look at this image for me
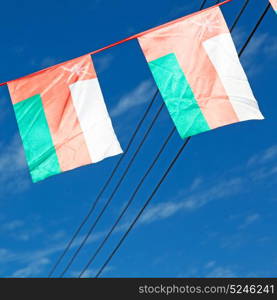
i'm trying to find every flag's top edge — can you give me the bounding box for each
[0,0,233,86]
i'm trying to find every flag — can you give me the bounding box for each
[269,0,277,13]
[8,55,122,182]
[138,7,264,139]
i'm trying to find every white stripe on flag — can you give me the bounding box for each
[70,78,123,163]
[203,33,264,122]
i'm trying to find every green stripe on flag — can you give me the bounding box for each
[148,53,210,139]
[13,94,61,182]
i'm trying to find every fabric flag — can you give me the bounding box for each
[8,55,122,182]
[269,0,277,13]
[138,7,264,139]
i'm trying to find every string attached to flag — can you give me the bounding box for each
[0,0,234,88]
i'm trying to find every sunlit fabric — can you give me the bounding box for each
[8,55,122,182]
[138,7,264,139]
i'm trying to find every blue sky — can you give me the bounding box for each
[0,0,276,278]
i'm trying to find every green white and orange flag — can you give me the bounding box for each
[8,55,122,182]
[269,0,277,13]
[138,6,264,139]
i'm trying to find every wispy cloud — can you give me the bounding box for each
[70,266,114,278]
[178,261,237,278]
[30,56,60,69]
[2,143,276,277]
[204,261,216,269]
[12,258,50,278]
[239,213,260,229]
[206,266,236,277]
[40,57,59,68]
[0,248,16,264]
[0,217,45,242]
[251,165,277,181]
[110,80,155,117]
[240,32,277,75]
[0,135,30,196]
[15,227,44,242]
[133,143,276,228]
[1,220,24,231]
[232,27,277,76]
[139,177,243,224]
[94,54,114,73]
[247,145,277,166]
[247,145,277,182]
[201,260,237,277]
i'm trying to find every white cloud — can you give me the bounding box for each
[239,213,260,229]
[110,80,155,117]
[264,35,277,58]
[220,233,247,250]
[0,135,30,196]
[49,230,67,241]
[139,177,243,224]
[15,227,44,242]
[261,145,277,162]
[189,177,203,191]
[12,258,50,278]
[40,57,59,68]
[247,145,277,166]
[251,165,277,181]
[1,220,24,231]
[70,266,114,278]
[240,32,277,75]
[204,261,216,269]
[180,262,236,277]
[94,54,113,73]
[246,145,277,182]
[206,266,236,277]
[243,33,268,58]
[2,142,276,276]
[30,56,60,69]
[231,29,277,76]
[0,248,16,263]
[231,28,246,49]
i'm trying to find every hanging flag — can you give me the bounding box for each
[8,55,122,182]
[138,6,264,139]
[269,0,277,13]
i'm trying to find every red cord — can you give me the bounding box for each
[0,0,234,87]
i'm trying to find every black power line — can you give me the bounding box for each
[79,126,176,277]
[95,137,191,278]
[230,0,249,33]
[50,1,215,277]
[58,0,210,277]
[238,3,270,57]
[48,89,159,277]
[93,2,270,278]
[60,102,165,277]
[75,0,252,277]
[200,0,208,10]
